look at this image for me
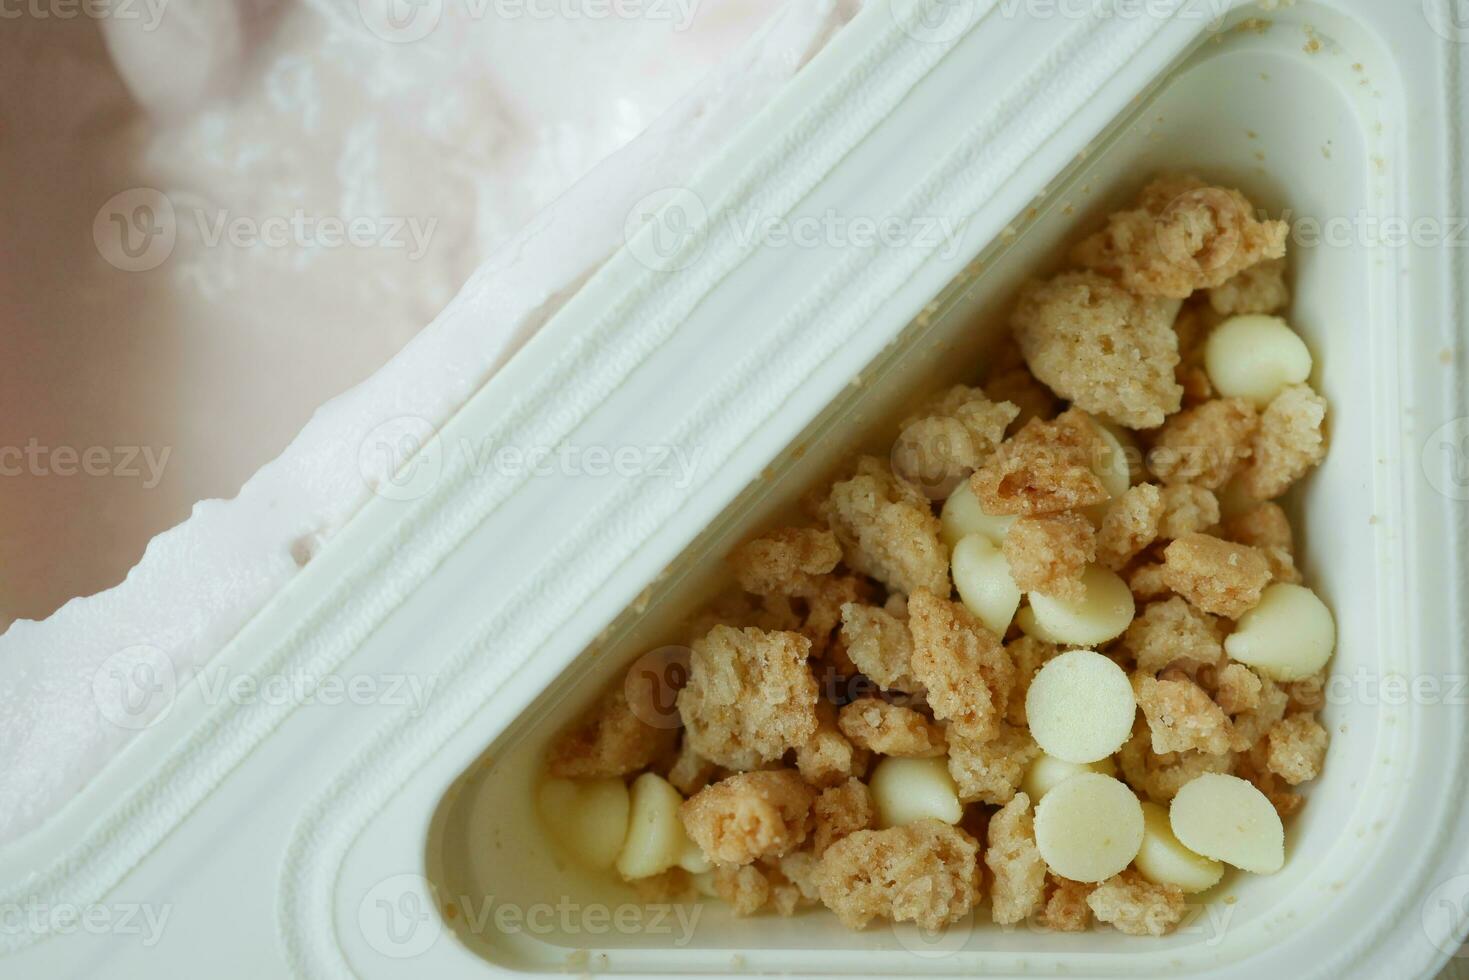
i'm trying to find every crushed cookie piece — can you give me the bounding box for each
[1213,663,1264,715]
[811,777,875,858]
[1071,175,1288,299]
[547,685,678,779]
[680,770,815,867]
[1098,483,1164,570]
[971,409,1112,515]
[1161,533,1271,618]
[1011,272,1183,428]
[838,698,947,757]
[947,723,1039,805]
[1134,673,1233,755]
[1237,384,1327,500]
[840,602,922,693]
[1087,870,1187,936]
[1222,501,1294,552]
[1039,876,1095,932]
[816,820,980,931]
[713,865,770,916]
[1003,512,1096,601]
[729,527,841,596]
[907,589,1014,741]
[1127,559,1173,601]
[893,385,1019,496]
[986,792,1047,925]
[822,457,950,596]
[1158,484,1221,539]
[678,626,819,770]
[795,701,862,788]
[1265,713,1328,784]
[667,738,718,797]
[1147,398,1258,490]
[1208,256,1289,315]
[1124,596,1225,674]
[984,367,1058,429]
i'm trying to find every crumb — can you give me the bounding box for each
[840,603,922,693]
[792,574,872,659]
[713,865,770,915]
[907,590,1014,741]
[681,770,815,867]
[1071,176,1288,299]
[811,777,875,857]
[947,723,1039,805]
[1207,257,1289,315]
[667,738,718,796]
[1213,662,1264,714]
[1003,512,1096,600]
[547,685,678,779]
[1004,635,1060,727]
[985,793,1047,925]
[984,368,1058,429]
[1172,301,1221,405]
[1236,742,1304,817]
[1227,674,1290,752]
[1127,559,1173,601]
[777,851,823,901]
[1238,384,1328,500]
[1161,533,1271,618]
[822,457,950,596]
[971,409,1112,515]
[1118,724,1234,803]
[1087,871,1187,936]
[1097,483,1164,569]
[893,386,1019,495]
[1261,545,1302,584]
[765,864,811,917]
[838,698,947,757]
[1124,596,1225,674]
[1038,876,1095,932]
[729,527,841,596]
[1134,673,1233,755]
[1265,713,1328,784]
[816,820,980,931]
[795,701,863,788]
[1221,501,1294,552]
[1011,272,1183,428]
[1156,485,1220,541]
[678,626,819,770]
[1147,398,1259,490]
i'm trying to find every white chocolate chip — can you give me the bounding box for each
[1204,314,1313,408]
[1025,564,1136,646]
[941,483,1015,549]
[539,777,631,871]
[952,533,1022,635]
[615,773,695,880]
[1021,752,1118,803]
[1025,649,1137,764]
[1224,582,1335,681]
[1081,415,1134,526]
[1033,773,1145,883]
[1170,773,1285,874]
[1135,801,1224,893]
[869,756,963,828]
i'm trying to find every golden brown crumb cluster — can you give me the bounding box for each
[542,174,1332,939]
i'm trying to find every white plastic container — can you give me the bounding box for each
[2,1,1464,978]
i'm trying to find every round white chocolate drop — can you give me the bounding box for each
[1135,801,1224,893]
[1033,773,1145,883]
[1025,649,1137,764]
[538,777,631,871]
[1204,314,1313,408]
[869,756,963,828]
[1021,752,1118,802]
[1026,564,1135,646]
[1170,773,1285,874]
[616,773,694,880]
[952,533,1022,636]
[1224,582,1335,681]
[941,483,1015,549]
